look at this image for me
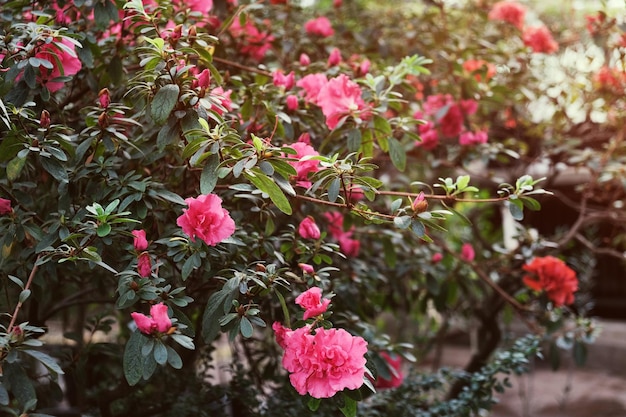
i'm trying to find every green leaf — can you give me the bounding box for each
[22,349,64,375]
[153,341,167,365]
[244,169,292,215]
[240,316,253,338]
[166,345,183,369]
[393,215,411,229]
[202,287,231,343]
[123,330,146,386]
[308,397,321,412]
[151,84,180,125]
[328,177,340,203]
[507,200,524,221]
[0,382,8,405]
[171,334,195,350]
[18,289,31,303]
[97,223,111,237]
[40,157,68,183]
[7,156,26,182]
[520,196,541,211]
[200,153,220,194]
[275,290,290,325]
[339,395,357,417]
[3,362,35,408]
[156,118,179,151]
[388,137,406,172]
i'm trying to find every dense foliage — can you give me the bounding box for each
[1,0,624,415]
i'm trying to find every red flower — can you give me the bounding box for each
[176,194,236,246]
[375,352,404,389]
[0,198,12,215]
[522,26,558,54]
[522,256,578,307]
[488,1,526,30]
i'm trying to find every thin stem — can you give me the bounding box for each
[6,254,42,334]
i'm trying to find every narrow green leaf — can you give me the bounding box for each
[22,349,64,375]
[40,157,68,183]
[18,289,31,303]
[244,169,292,215]
[153,341,167,365]
[166,345,183,369]
[151,84,180,125]
[200,153,220,194]
[7,156,26,182]
[156,118,179,151]
[328,177,340,203]
[240,316,253,338]
[339,395,357,417]
[275,290,290,325]
[388,137,406,172]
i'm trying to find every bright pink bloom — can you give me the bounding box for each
[273,70,295,90]
[286,95,299,111]
[34,37,82,92]
[375,352,403,389]
[137,252,152,277]
[359,59,370,76]
[297,132,311,144]
[317,74,368,129]
[176,194,236,246]
[304,16,334,37]
[209,86,233,115]
[98,88,111,108]
[193,68,211,90]
[523,256,578,307]
[0,198,12,215]
[298,216,321,240]
[460,99,478,116]
[131,303,172,335]
[279,326,368,398]
[460,243,475,262]
[172,0,213,13]
[327,47,342,66]
[459,130,488,146]
[522,26,559,54]
[299,53,311,66]
[488,1,526,30]
[431,253,443,263]
[272,321,293,349]
[439,104,464,137]
[296,73,328,104]
[131,230,149,251]
[422,93,454,116]
[287,141,320,187]
[296,287,330,320]
[299,263,315,274]
[324,211,345,238]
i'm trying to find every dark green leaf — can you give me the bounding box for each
[339,395,357,417]
[308,397,321,412]
[388,137,406,171]
[22,349,64,375]
[156,118,179,151]
[328,177,340,203]
[200,153,220,194]
[244,169,292,215]
[123,330,145,386]
[40,157,68,183]
[573,341,587,367]
[153,341,167,365]
[151,84,180,125]
[166,345,183,369]
[240,316,253,338]
[507,200,524,221]
[6,156,26,182]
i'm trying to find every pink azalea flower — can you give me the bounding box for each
[374,352,404,389]
[286,141,320,187]
[327,47,342,66]
[131,303,172,335]
[273,70,295,90]
[323,211,344,239]
[299,53,311,66]
[488,1,527,30]
[131,230,149,251]
[522,26,559,54]
[137,252,152,277]
[296,287,330,320]
[317,74,368,129]
[338,234,360,257]
[439,104,464,137]
[298,263,315,274]
[460,243,475,262]
[296,73,328,105]
[172,0,213,13]
[411,192,426,212]
[286,95,299,111]
[431,253,443,263]
[459,130,488,146]
[33,37,82,92]
[304,16,334,37]
[229,19,275,62]
[278,326,368,398]
[176,194,236,246]
[0,198,12,215]
[98,88,111,108]
[298,216,321,240]
[272,321,293,349]
[193,68,211,91]
[209,86,233,115]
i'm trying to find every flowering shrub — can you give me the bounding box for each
[0,0,621,415]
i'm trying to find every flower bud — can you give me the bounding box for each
[98,88,111,108]
[40,109,51,129]
[411,192,428,213]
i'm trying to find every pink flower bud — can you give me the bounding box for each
[411,192,428,212]
[299,53,311,66]
[131,230,149,251]
[286,95,299,111]
[137,253,152,277]
[298,216,321,240]
[299,263,315,274]
[460,243,475,262]
[131,303,172,335]
[0,198,12,215]
[328,48,342,67]
[98,88,111,109]
[40,110,51,129]
[431,253,443,263]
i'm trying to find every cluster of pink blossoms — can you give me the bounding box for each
[273,288,368,399]
[285,136,321,188]
[324,211,360,256]
[229,19,275,62]
[131,303,173,336]
[131,229,152,277]
[488,1,558,54]
[304,16,334,38]
[414,94,486,149]
[296,73,370,130]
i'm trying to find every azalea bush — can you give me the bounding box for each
[0,0,624,416]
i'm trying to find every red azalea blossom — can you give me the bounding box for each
[176,194,236,246]
[488,1,526,30]
[276,325,368,398]
[131,229,149,251]
[33,37,82,92]
[522,26,559,54]
[298,216,321,240]
[131,303,172,335]
[295,287,330,320]
[522,256,578,307]
[304,16,334,38]
[0,198,12,215]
